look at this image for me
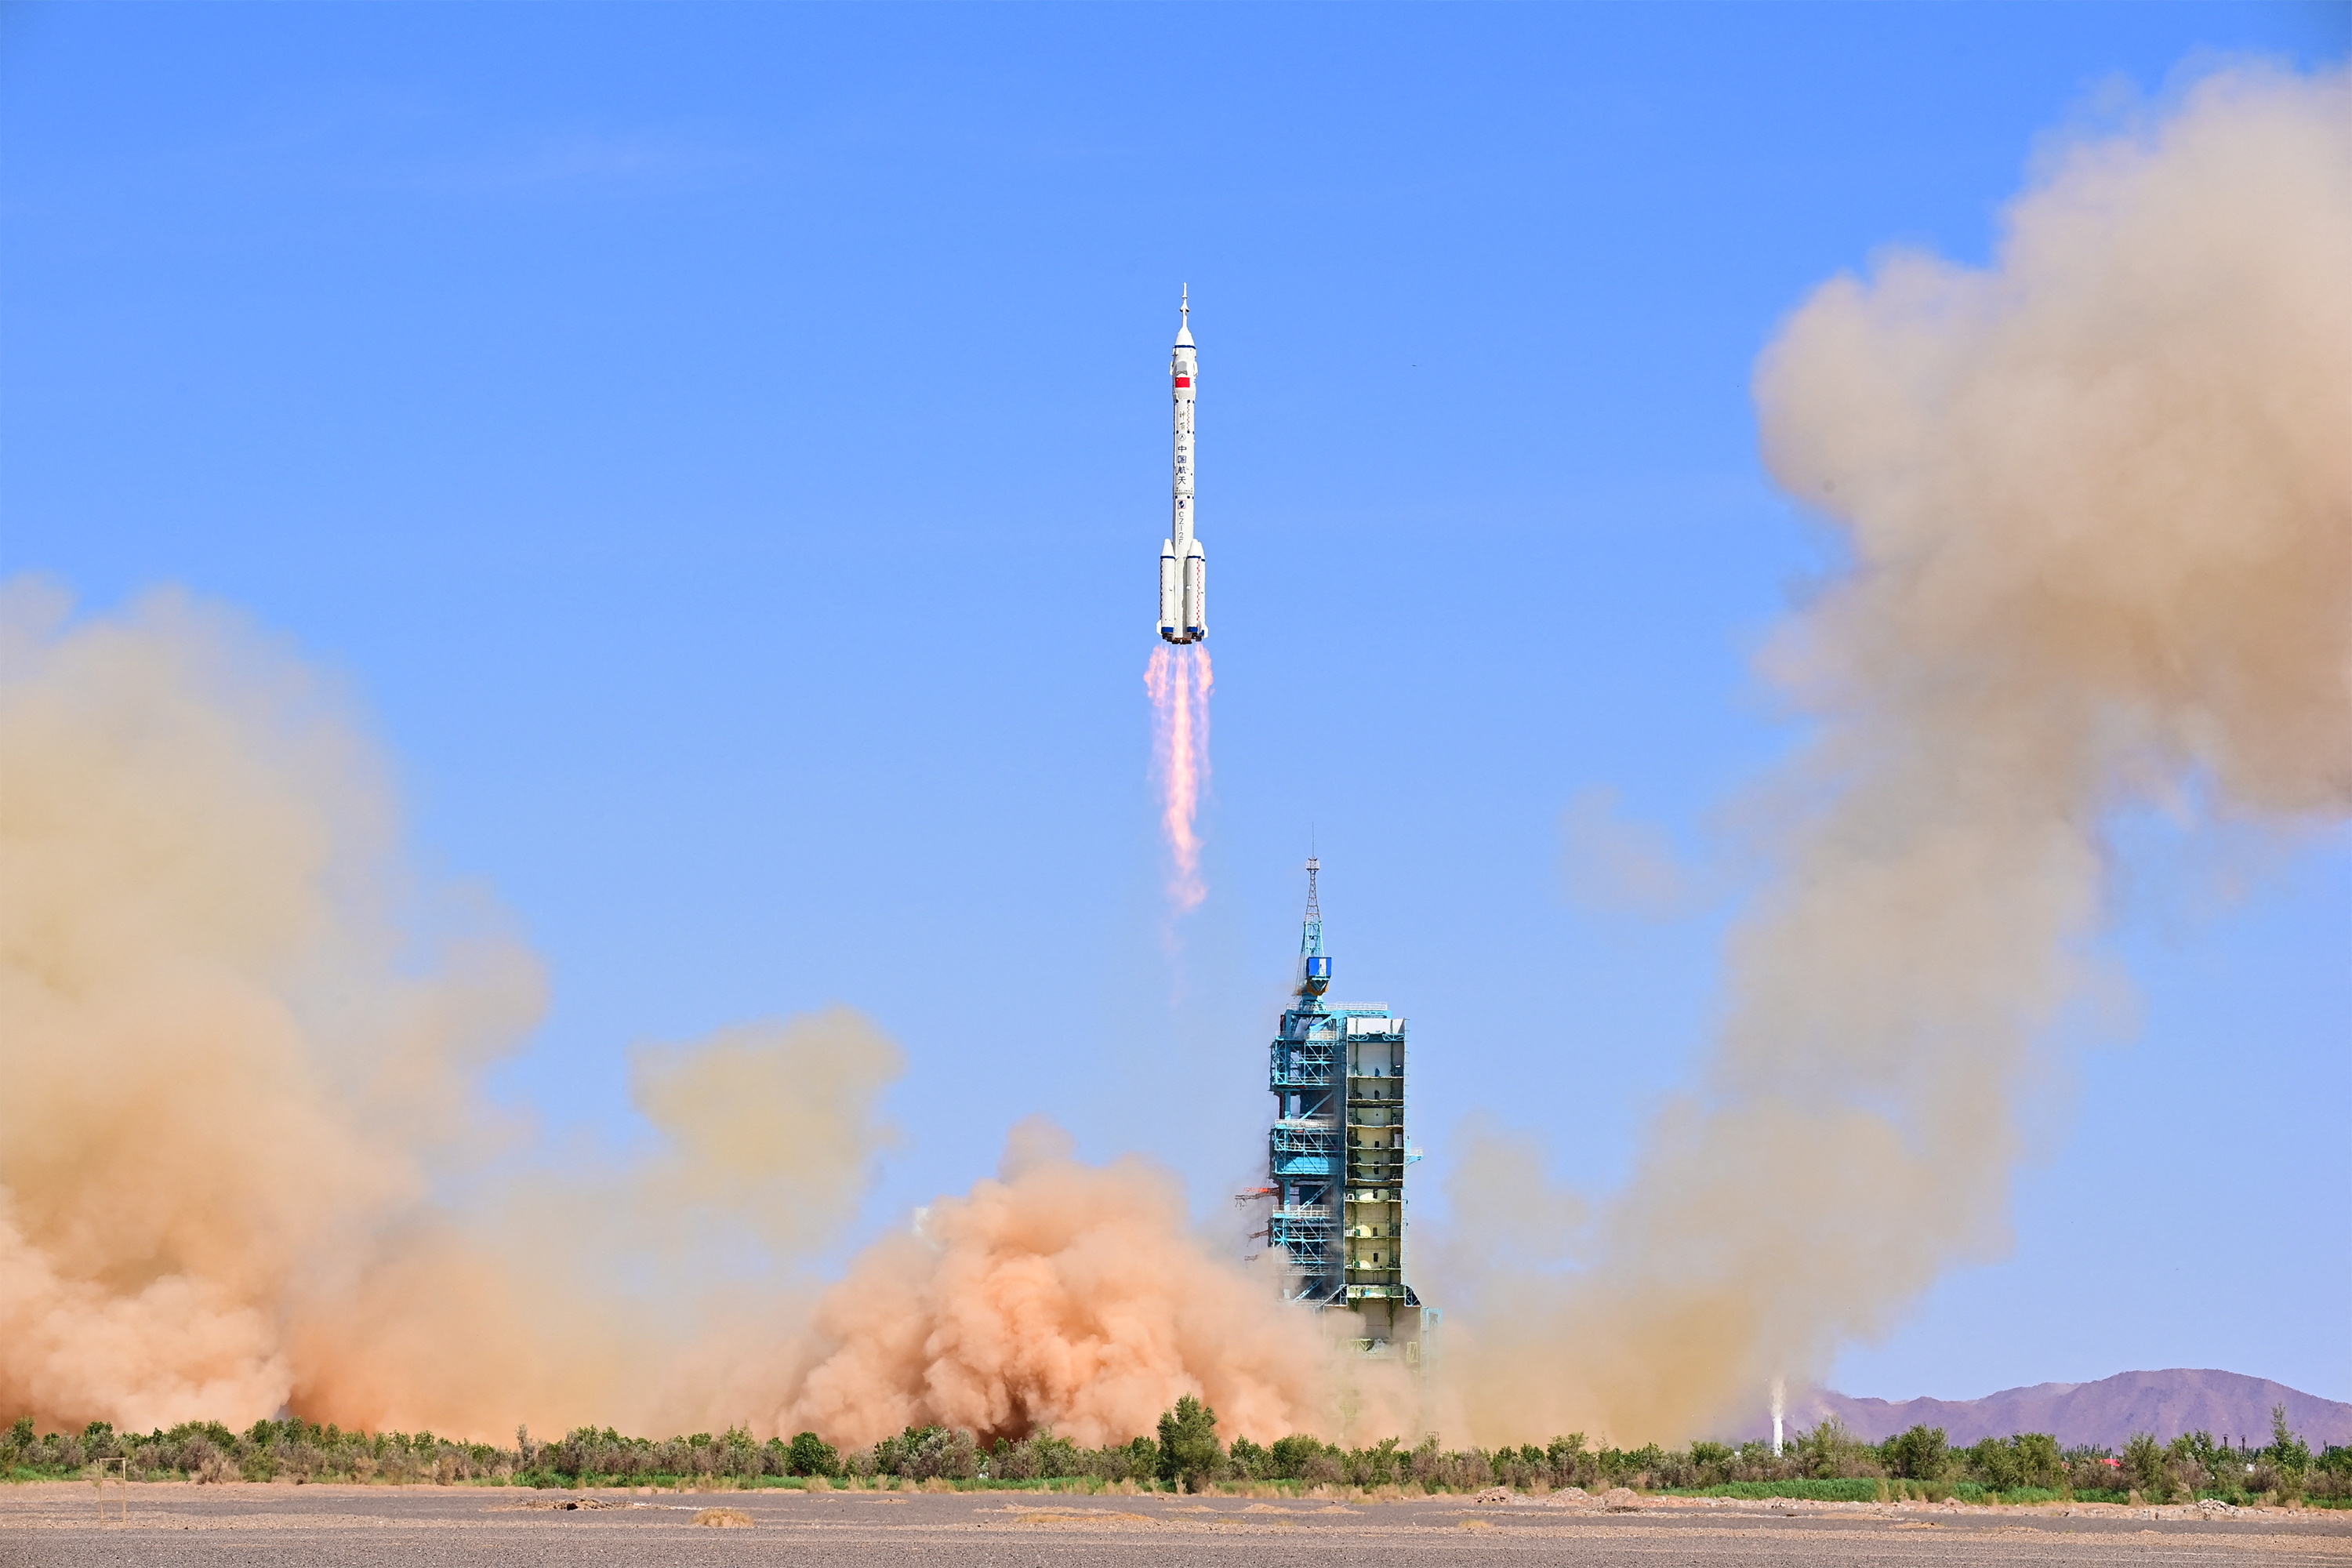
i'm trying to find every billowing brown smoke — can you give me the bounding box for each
[0,580,1365,1450]
[18,61,2337,1457]
[0,580,903,1437]
[691,1116,1410,1448]
[1444,63,2351,1444]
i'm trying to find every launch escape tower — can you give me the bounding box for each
[1265,858,1424,1356]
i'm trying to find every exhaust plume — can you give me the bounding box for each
[1446,63,2352,1443]
[0,582,1353,1450]
[0,580,1370,1450]
[740,1116,1402,1447]
[0,582,902,1438]
[1144,644,1214,914]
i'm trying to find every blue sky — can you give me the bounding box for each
[5,2,2346,1410]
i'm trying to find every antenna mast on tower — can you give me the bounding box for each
[1298,857,1328,996]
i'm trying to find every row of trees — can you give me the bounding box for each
[0,1417,814,1488]
[1148,1400,2351,1502]
[1871,1406,2350,1505]
[6,1405,2346,1504]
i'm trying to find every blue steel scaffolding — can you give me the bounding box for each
[1263,858,1424,1356]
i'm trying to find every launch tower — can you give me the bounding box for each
[1265,858,1423,1356]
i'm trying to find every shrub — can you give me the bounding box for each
[1265,1435,1327,1480]
[2124,1434,2172,1501]
[2062,1445,2122,1492]
[1112,1435,1157,1481]
[1688,1440,1733,1486]
[880,1426,978,1481]
[1885,1426,1947,1481]
[722,1427,768,1479]
[1791,1419,1881,1479]
[992,1432,1086,1480]
[1660,1478,1887,1502]
[1407,1439,1490,1492]
[1301,1446,1347,1485]
[786,1432,839,1478]
[1344,1437,1403,1488]
[872,1428,924,1476]
[2013,1433,2063,1491]
[1156,1397,1223,1491]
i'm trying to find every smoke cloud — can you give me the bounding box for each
[0,581,1349,1451]
[0,582,903,1437]
[630,1013,907,1259]
[1559,785,1704,917]
[1445,63,2351,1444]
[13,59,2339,1461]
[728,1116,1399,1448]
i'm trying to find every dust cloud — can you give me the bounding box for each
[11,59,2341,1462]
[0,582,903,1437]
[724,1116,1403,1448]
[1559,785,1703,917]
[0,582,1349,1450]
[1443,63,2351,1444]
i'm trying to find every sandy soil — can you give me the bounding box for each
[4,1481,2347,1567]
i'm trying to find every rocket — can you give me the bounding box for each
[1158,288,1206,644]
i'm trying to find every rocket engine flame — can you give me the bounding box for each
[1145,643,1214,914]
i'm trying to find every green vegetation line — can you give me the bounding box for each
[5,1403,2342,1507]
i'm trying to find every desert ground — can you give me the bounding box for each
[3,1483,2348,1568]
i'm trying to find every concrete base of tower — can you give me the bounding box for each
[1334,1296,1428,1363]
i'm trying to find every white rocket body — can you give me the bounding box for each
[1160,291,1206,644]
[1158,538,1178,633]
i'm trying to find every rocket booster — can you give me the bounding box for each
[1158,288,1205,644]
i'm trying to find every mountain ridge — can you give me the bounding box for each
[1778,1369,2351,1450]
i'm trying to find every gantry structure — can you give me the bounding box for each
[1262,858,1425,1356]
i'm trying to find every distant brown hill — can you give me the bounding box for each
[1781,1370,2352,1450]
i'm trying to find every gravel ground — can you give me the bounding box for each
[4,1483,2347,1568]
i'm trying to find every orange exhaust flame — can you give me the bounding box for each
[1143,644,1213,914]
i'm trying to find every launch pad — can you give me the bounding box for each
[1261,858,1427,1358]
